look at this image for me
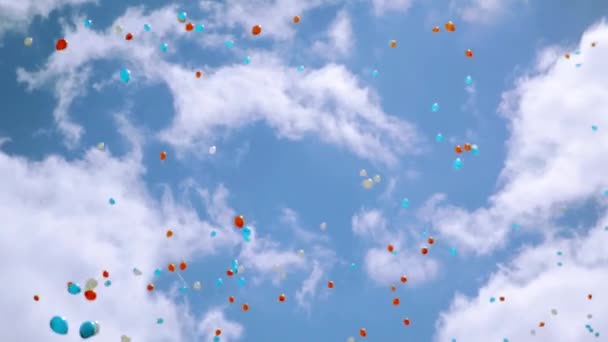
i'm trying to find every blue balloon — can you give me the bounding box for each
[179,286,188,293]
[79,321,98,339]
[297,65,305,72]
[450,247,457,256]
[371,69,379,77]
[144,23,151,32]
[471,144,480,155]
[243,56,251,65]
[68,283,81,295]
[231,259,239,270]
[84,19,93,28]
[160,42,168,52]
[401,198,410,208]
[435,133,444,143]
[195,24,205,32]
[215,278,223,287]
[50,316,69,335]
[108,198,116,205]
[431,102,439,112]
[453,158,463,170]
[177,11,188,22]
[119,68,131,83]
[465,75,473,85]
[237,277,246,287]
[154,268,162,277]
[350,263,357,270]
[104,280,111,287]
[225,40,234,48]
[210,230,217,237]
[214,336,221,342]
[157,318,164,324]
[490,297,496,303]
[592,125,598,131]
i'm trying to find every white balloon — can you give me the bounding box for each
[297,249,305,257]
[193,281,202,290]
[359,169,367,177]
[85,278,98,290]
[96,142,105,151]
[24,37,33,46]
[209,145,216,154]
[121,335,131,342]
[362,178,374,189]
[346,337,355,342]
[320,222,327,231]
[373,174,381,183]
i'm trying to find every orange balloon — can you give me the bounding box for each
[168,263,176,272]
[278,293,286,302]
[392,297,400,306]
[403,318,411,326]
[185,22,194,31]
[465,49,474,58]
[293,16,301,23]
[234,215,245,228]
[564,53,570,59]
[427,236,435,245]
[587,294,593,300]
[464,143,472,151]
[251,25,262,35]
[195,71,202,78]
[160,151,167,160]
[147,283,155,291]
[445,21,456,32]
[228,296,235,303]
[33,294,40,301]
[421,247,429,255]
[242,303,250,311]
[55,38,68,51]
[455,145,463,153]
[84,290,97,301]
[400,275,408,283]
[389,40,397,48]
[432,26,440,33]
[387,244,394,252]
[166,229,173,238]
[539,322,545,327]
[215,329,222,336]
[390,284,396,292]
[179,261,187,271]
[327,281,334,289]
[359,328,367,337]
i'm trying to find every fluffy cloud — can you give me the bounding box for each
[16,5,421,165]
[352,209,439,285]
[419,21,608,254]
[434,222,608,341]
[198,309,244,342]
[0,129,246,340]
[370,0,414,16]
[451,0,525,24]
[312,10,353,60]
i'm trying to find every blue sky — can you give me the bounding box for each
[2,0,608,341]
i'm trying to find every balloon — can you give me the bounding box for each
[168,263,176,272]
[490,297,496,303]
[359,328,367,337]
[393,297,400,305]
[427,237,435,244]
[465,75,473,85]
[432,26,440,33]
[242,303,249,311]
[193,281,201,290]
[499,296,505,302]
[564,53,570,59]
[216,278,223,287]
[226,269,234,277]
[297,249,305,257]
[160,43,168,52]
[96,142,105,150]
[225,40,234,48]
[144,24,151,31]
[445,21,456,32]
[234,215,245,228]
[24,37,33,46]
[465,49,474,58]
[293,16,301,23]
[156,318,164,324]
[592,42,597,47]
[214,337,220,342]
[166,229,173,237]
[195,71,202,78]
[251,25,262,35]
[125,33,133,40]
[114,25,123,34]
[50,316,69,335]
[588,294,592,300]
[132,267,142,276]
[179,285,188,293]
[122,335,132,342]
[228,296,235,303]
[320,222,328,231]
[185,22,194,31]
[471,144,479,155]
[179,261,187,271]
[84,19,92,28]
[389,40,397,48]
[297,65,305,72]
[401,198,409,208]
[328,281,334,289]
[403,318,411,326]
[147,284,154,291]
[109,198,116,205]
[347,337,355,342]
[195,24,205,32]
[372,69,379,77]
[373,175,381,183]
[400,276,408,283]
[34,294,40,301]
[104,280,111,287]
[278,293,286,302]
[435,133,444,142]
[85,278,98,290]
[359,169,368,177]
[453,158,463,170]
[243,56,251,64]
[592,125,598,131]
[84,290,97,301]
[55,38,68,51]
[210,230,217,237]
[215,329,222,336]
[362,178,374,189]
[421,247,429,255]
[455,145,463,154]
[177,11,188,22]
[464,143,472,151]
[68,283,81,295]
[102,270,109,278]
[119,68,131,83]
[450,247,457,255]
[160,151,167,160]
[387,244,394,252]
[238,277,246,286]
[431,102,439,112]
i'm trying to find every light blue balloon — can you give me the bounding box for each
[453,158,463,170]
[435,133,444,143]
[371,69,379,77]
[465,75,473,85]
[592,125,598,131]
[157,318,164,324]
[68,283,81,295]
[210,230,217,237]
[160,42,168,52]
[401,198,410,208]
[490,297,496,303]
[215,277,223,287]
[119,68,131,83]
[84,19,93,28]
[471,144,480,155]
[104,280,111,287]
[431,102,439,112]
[177,11,188,22]
[144,23,151,32]
[154,268,162,277]
[297,65,305,72]
[350,263,356,270]
[108,198,116,205]
[179,286,188,293]
[225,40,234,48]
[450,247,457,255]
[231,259,239,269]
[50,316,69,335]
[214,336,221,342]
[79,321,98,339]
[243,56,251,64]
[237,277,246,287]
[195,24,205,32]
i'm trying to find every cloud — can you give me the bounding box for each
[434,222,608,341]
[295,261,324,310]
[312,10,353,60]
[419,21,608,254]
[16,5,422,166]
[197,309,244,342]
[370,0,414,16]
[451,0,525,24]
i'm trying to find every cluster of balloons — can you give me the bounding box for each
[50,316,100,339]
[359,169,381,189]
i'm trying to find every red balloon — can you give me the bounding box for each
[427,237,435,245]
[55,38,68,51]
[147,284,155,292]
[242,303,249,311]
[359,328,367,337]
[387,244,394,252]
[84,290,97,301]
[179,261,188,271]
[102,270,109,278]
[228,296,235,303]
[234,215,245,228]
[327,280,334,289]
[215,329,222,336]
[421,247,429,255]
[465,49,474,58]
[455,145,463,154]
[392,297,400,306]
[403,318,411,326]
[400,275,408,283]
[125,33,133,40]
[226,269,234,277]
[278,293,286,302]
[185,22,194,31]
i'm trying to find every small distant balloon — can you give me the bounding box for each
[84,19,93,28]
[34,294,40,301]
[160,151,167,160]
[125,33,133,40]
[431,102,439,112]
[114,25,123,34]
[157,318,164,324]
[234,215,245,228]
[373,174,381,183]
[455,145,463,154]
[243,56,251,64]
[96,142,105,151]
[132,267,142,276]
[121,335,132,342]
[435,133,443,142]
[55,38,68,51]
[465,49,474,58]
[293,16,301,23]
[465,75,473,85]
[195,24,205,32]
[432,26,440,33]
[154,268,162,276]
[144,24,151,31]
[471,144,479,155]
[445,21,456,32]
[389,40,397,48]
[362,178,374,189]
[24,37,33,46]
[104,280,111,287]
[68,283,82,295]
[119,68,131,83]
[359,328,367,337]
[108,198,116,205]
[216,278,223,287]
[160,43,168,52]
[592,125,598,131]
[238,277,246,286]
[177,11,188,22]
[359,169,368,177]
[210,230,217,237]
[297,249,305,257]
[453,158,463,170]
[401,198,410,208]
[193,281,201,290]
[320,222,328,231]
[225,40,234,48]
[347,338,355,342]
[84,290,97,301]
[372,69,379,77]
[85,279,98,290]
[50,316,69,335]
[297,65,305,72]
[185,22,194,31]
[251,25,262,35]
[209,145,217,154]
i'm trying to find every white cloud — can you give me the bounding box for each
[197,309,244,342]
[16,5,421,166]
[0,0,94,39]
[312,10,353,60]
[352,208,390,240]
[419,21,608,254]
[435,223,608,341]
[370,0,414,16]
[295,261,324,310]
[451,0,525,24]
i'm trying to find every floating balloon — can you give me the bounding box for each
[132,267,142,276]
[144,24,151,31]
[195,24,205,32]
[432,26,440,33]
[114,25,123,34]
[401,198,410,208]
[464,143,472,151]
[293,16,301,23]
[465,49,474,58]
[359,169,368,177]
[177,11,188,22]
[179,285,188,293]
[243,56,251,64]
[157,318,164,324]
[234,215,245,228]
[373,174,381,183]
[591,42,597,47]
[68,283,82,295]
[121,335,131,342]
[160,151,167,160]
[109,198,116,205]
[471,144,479,155]
[242,303,249,311]
[400,275,408,283]
[455,145,463,154]
[328,280,334,289]
[297,249,305,257]
[228,296,235,303]
[445,21,456,32]
[362,178,374,189]
[85,278,98,290]
[403,318,411,326]
[393,297,400,305]
[387,244,394,252]
[24,37,33,46]
[84,290,97,301]
[55,38,68,51]
[592,125,598,131]
[238,277,246,286]
[125,33,133,40]
[359,328,367,337]
[297,65,305,72]
[102,270,109,278]
[160,43,168,52]
[97,142,105,151]
[210,230,217,237]
[435,133,444,142]
[166,229,173,237]
[431,102,440,112]
[147,284,155,292]
[216,278,223,287]
[84,19,92,28]
[50,316,69,335]
[278,293,286,302]
[154,269,162,277]
[251,25,262,35]
[453,158,463,170]
[421,247,429,255]
[465,75,473,85]
[119,68,131,83]
[168,263,176,272]
[179,261,187,271]
[215,329,222,336]
[185,22,194,31]
[225,40,234,48]
[389,40,397,48]
[104,280,111,287]
[193,281,201,290]
[347,337,355,342]
[427,237,435,244]
[390,284,396,292]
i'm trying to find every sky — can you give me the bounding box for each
[1,0,608,341]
